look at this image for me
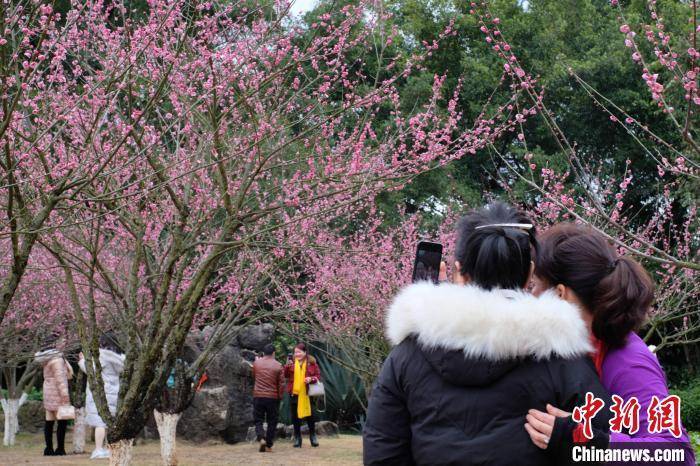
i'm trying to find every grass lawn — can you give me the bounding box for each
[0,432,363,465]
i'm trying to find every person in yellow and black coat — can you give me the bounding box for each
[283,342,321,448]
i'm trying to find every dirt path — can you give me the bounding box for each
[0,432,363,465]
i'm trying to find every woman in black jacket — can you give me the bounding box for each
[363,202,612,466]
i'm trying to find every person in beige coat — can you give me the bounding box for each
[35,342,73,456]
[78,332,125,460]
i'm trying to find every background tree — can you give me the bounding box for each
[0,0,160,327]
[361,0,695,226]
[0,249,70,446]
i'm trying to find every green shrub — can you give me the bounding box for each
[670,381,700,431]
[314,351,367,430]
[0,387,42,401]
[26,387,42,401]
[279,392,291,425]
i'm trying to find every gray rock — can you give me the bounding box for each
[0,399,44,434]
[141,413,158,440]
[203,345,246,387]
[219,369,255,444]
[309,420,340,437]
[18,400,45,433]
[245,423,289,442]
[177,386,230,442]
[282,421,339,438]
[240,349,257,364]
[237,324,274,352]
[169,323,274,444]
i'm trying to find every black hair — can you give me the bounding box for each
[454,202,537,290]
[99,331,124,354]
[262,344,275,356]
[535,223,654,348]
[41,333,59,352]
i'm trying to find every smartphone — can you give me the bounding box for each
[412,241,443,284]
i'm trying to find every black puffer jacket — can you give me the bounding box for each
[363,283,612,466]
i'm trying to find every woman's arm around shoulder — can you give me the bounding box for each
[529,356,612,465]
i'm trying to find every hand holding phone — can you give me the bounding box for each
[438,260,467,285]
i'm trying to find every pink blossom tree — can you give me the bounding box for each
[469,0,698,350]
[0,247,70,447]
[277,208,460,393]
[0,0,154,328]
[0,0,532,463]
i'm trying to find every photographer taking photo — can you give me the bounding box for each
[252,344,285,453]
[363,202,612,466]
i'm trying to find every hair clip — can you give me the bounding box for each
[474,223,534,230]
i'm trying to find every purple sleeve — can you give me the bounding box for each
[604,355,695,465]
[607,363,669,443]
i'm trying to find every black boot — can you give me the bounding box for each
[55,420,68,455]
[309,424,319,448]
[309,420,319,447]
[43,420,55,456]
[293,429,302,448]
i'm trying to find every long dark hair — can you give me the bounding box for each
[99,331,124,355]
[534,223,654,348]
[455,201,537,290]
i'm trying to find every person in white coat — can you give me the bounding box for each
[78,332,125,460]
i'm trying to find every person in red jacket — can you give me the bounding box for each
[252,344,285,452]
[283,343,321,448]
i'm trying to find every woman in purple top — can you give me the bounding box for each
[523,223,694,465]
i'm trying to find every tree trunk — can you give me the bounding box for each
[72,406,87,453]
[154,410,181,466]
[1,393,27,446]
[108,438,134,466]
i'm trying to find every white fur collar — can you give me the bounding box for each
[34,349,62,363]
[386,283,592,360]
